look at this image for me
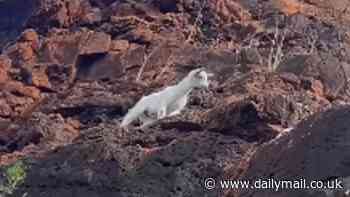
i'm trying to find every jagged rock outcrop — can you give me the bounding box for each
[235,105,350,197]
[0,0,349,197]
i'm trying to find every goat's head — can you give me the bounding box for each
[187,67,211,88]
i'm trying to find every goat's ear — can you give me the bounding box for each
[193,67,205,74]
[193,68,203,72]
[190,68,201,76]
[198,67,206,72]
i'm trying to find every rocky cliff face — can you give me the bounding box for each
[0,0,349,197]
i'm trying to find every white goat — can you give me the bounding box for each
[121,68,211,129]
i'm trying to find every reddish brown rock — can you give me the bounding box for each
[169,46,240,82]
[29,65,51,89]
[129,26,158,43]
[17,42,36,62]
[76,52,124,80]
[209,0,252,23]
[20,28,40,51]
[39,31,81,65]
[0,99,12,117]
[75,40,144,81]
[110,39,130,51]
[140,41,174,72]
[304,0,349,11]
[20,29,39,42]
[82,7,102,24]
[0,55,11,84]
[0,80,41,119]
[122,43,146,68]
[35,113,80,145]
[3,29,40,67]
[270,0,305,15]
[5,81,41,99]
[4,42,37,66]
[79,31,111,55]
[310,79,324,97]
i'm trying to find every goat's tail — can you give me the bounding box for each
[120,99,146,128]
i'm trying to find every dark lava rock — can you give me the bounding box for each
[235,106,350,197]
[10,124,253,197]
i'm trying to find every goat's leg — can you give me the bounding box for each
[167,110,181,117]
[157,107,167,119]
[137,112,157,129]
[136,107,166,130]
[139,119,157,129]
